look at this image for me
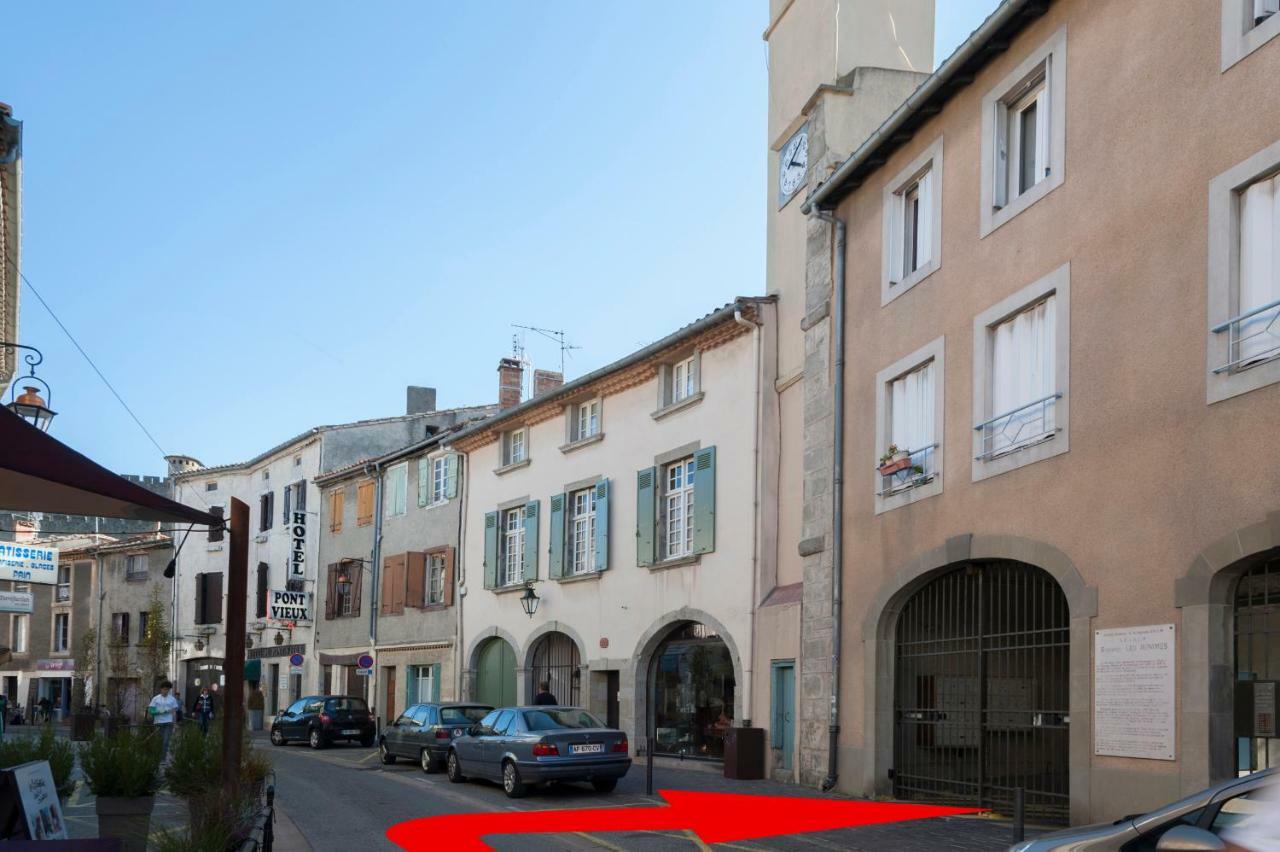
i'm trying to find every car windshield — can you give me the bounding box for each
[441,706,490,725]
[325,698,368,712]
[522,709,603,730]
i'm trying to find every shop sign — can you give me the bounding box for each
[3,760,68,840]
[288,511,307,582]
[247,643,306,660]
[35,660,75,672]
[0,544,57,585]
[268,589,311,623]
[0,592,33,613]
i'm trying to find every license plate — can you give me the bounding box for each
[342,729,360,735]
[569,743,603,754]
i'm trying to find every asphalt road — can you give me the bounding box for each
[263,737,1025,851]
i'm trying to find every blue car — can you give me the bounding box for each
[446,706,631,798]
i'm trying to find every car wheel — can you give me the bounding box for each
[270,728,286,747]
[591,778,618,793]
[420,749,436,773]
[379,741,396,765]
[309,728,325,750]
[360,735,375,748]
[502,760,527,799]
[446,750,466,783]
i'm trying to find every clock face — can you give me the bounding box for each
[779,129,809,201]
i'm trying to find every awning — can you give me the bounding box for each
[0,405,219,527]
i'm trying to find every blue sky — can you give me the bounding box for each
[4,2,997,475]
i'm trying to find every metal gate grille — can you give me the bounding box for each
[531,632,580,706]
[1235,557,1280,774]
[894,561,1070,823]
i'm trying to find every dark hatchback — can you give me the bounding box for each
[379,702,493,772]
[270,695,375,749]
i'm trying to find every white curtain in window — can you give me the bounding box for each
[1239,174,1280,364]
[890,361,934,472]
[916,170,933,270]
[990,295,1056,453]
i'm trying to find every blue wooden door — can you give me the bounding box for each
[771,661,795,771]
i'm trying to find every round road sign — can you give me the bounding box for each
[357,653,374,669]
[288,653,304,667]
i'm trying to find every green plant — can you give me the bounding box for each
[911,464,925,475]
[878,444,902,465]
[138,587,173,694]
[78,727,162,798]
[164,725,220,798]
[0,725,76,801]
[72,628,96,712]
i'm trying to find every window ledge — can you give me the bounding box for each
[491,583,530,596]
[555,571,602,585]
[559,433,604,454]
[494,458,531,476]
[884,261,940,306]
[412,603,450,612]
[648,554,702,572]
[651,392,705,421]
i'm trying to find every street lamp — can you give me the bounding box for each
[519,582,540,618]
[2,343,56,431]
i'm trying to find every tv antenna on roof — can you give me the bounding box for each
[511,325,581,376]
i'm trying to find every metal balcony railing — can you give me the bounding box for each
[974,392,1062,461]
[1211,297,1280,374]
[877,443,938,497]
[55,585,70,603]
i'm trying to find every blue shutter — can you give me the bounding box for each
[636,467,656,567]
[430,663,442,702]
[594,479,610,572]
[445,455,459,500]
[417,460,429,507]
[548,494,566,580]
[405,666,417,710]
[692,446,716,554]
[282,485,291,525]
[483,511,498,590]
[522,500,540,583]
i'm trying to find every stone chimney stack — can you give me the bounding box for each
[532,370,564,397]
[498,358,523,409]
[406,386,437,415]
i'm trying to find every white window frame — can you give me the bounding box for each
[1207,139,1280,403]
[12,614,27,654]
[501,507,525,587]
[661,457,696,560]
[882,136,944,305]
[1222,0,1280,70]
[55,565,70,603]
[426,551,446,604]
[572,400,601,443]
[501,428,528,467]
[385,463,408,517]
[568,487,597,575]
[672,357,696,403]
[874,337,945,514]
[52,613,69,653]
[429,456,450,505]
[980,26,1067,238]
[655,351,703,417]
[972,263,1071,481]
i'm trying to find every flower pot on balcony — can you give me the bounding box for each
[95,795,155,852]
[878,456,912,476]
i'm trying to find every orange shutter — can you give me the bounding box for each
[357,481,374,526]
[442,547,455,607]
[406,551,425,608]
[329,489,344,533]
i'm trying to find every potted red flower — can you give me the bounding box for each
[877,444,912,476]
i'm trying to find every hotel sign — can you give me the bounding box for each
[268,589,311,623]
[288,511,307,584]
[0,544,57,585]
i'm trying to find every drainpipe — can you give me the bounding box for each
[454,450,467,700]
[734,303,762,728]
[366,462,384,724]
[812,208,846,792]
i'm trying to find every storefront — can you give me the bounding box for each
[33,659,75,722]
[651,623,736,760]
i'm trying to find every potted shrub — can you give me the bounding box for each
[79,727,162,852]
[0,725,76,801]
[246,687,265,731]
[877,444,913,476]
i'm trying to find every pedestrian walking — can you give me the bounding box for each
[533,682,558,706]
[147,681,181,759]
[191,686,215,735]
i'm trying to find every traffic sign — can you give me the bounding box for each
[356,653,374,669]
[288,653,304,667]
[355,667,373,676]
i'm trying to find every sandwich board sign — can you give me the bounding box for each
[0,760,68,840]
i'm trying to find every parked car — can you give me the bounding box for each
[446,706,631,798]
[1008,768,1276,851]
[269,695,375,749]
[379,702,493,772]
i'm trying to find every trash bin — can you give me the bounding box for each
[723,727,765,780]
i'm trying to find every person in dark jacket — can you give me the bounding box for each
[533,682,558,706]
[191,686,216,735]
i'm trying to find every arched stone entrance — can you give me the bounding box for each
[473,637,517,708]
[526,631,583,706]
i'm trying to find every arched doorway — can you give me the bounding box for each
[1233,556,1279,775]
[651,623,736,760]
[893,561,1069,822]
[528,632,580,706]
[475,638,516,707]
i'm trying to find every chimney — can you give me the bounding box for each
[406,386,437,415]
[497,358,523,409]
[532,369,564,397]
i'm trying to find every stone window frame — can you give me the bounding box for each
[881,136,945,306]
[1221,0,1280,71]
[1206,138,1280,403]
[561,396,605,452]
[652,348,704,419]
[979,26,1067,239]
[971,262,1071,482]
[874,336,946,515]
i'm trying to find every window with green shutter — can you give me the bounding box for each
[692,446,716,554]
[594,479,610,571]
[483,511,499,589]
[548,494,566,580]
[522,500,540,582]
[636,467,656,566]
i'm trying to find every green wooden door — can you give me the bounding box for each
[476,638,516,707]
[771,661,795,771]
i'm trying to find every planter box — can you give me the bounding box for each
[878,457,913,476]
[96,795,155,852]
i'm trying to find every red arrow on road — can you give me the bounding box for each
[385,789,981,851]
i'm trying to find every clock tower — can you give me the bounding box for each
[758,0,934,786]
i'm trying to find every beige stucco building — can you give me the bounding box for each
[782,0,1280,826]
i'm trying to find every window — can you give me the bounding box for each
[53,613,68,653]
[569,488,597,575]
[427,552,446,605]
[194,572,224,625]
[138,610,150,643]
[550,481,609,578]
[484,504,537,589]
[259,491,275,531]
[328,488,344,533]
[385,464,408,517]
[874,337,945,514]
[12,615,27,653]
[1222,0,1280,70]
[55,565,70,603]
[208,505,224,543]
[570,400,601,443]
[326,561,359,619]
[262,469,270,481]
[283,480,306,522]
[501,429,527,467]
[422,455,456,506]
[410,665,437,704]
[662,457,696,560]
[972,263,1071,481]
[882,137,944,304]
[256,562,269,618]
[672,357,695,403]
[205,481,218,492]
[502,507,525,586]
[111,612,130,645]
[356,480,375,526]
[125,554,149,582]
[980,27,1066,237]
[637,449,715,566]
[294,454,302,467]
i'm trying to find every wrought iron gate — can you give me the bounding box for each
[531,632,580,706]
[894,561,1070,823]
[1235,557,1279,775]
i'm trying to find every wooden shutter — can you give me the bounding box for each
[442,547,455,607]
[692,446,716,555]
[381,554,406,615]
[430,663,442,702]
[121,612,130,645]
[325,564,338,619]
[208,506,224,542]
[352,563,363,616]
[594,479,610,572]
[194,572,205,624]
[522,500,540,583]
[405,667,418,710]
[406,551,426,608]
[297,480,307,511]
[417,459,429,507]
[357,481,374,526]
[209,571,224,624]
[636,467,656,567]
[548,494,566,580]
[483,512,498,589]
[329,490,343,534]
[283,484,291,525]
[256,563,269,618]
[445,455,459,500]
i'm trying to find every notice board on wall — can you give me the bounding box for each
[1094,624,1176,761]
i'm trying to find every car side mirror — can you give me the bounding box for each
[469,724,484,736]
[1155,826,1226,852]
